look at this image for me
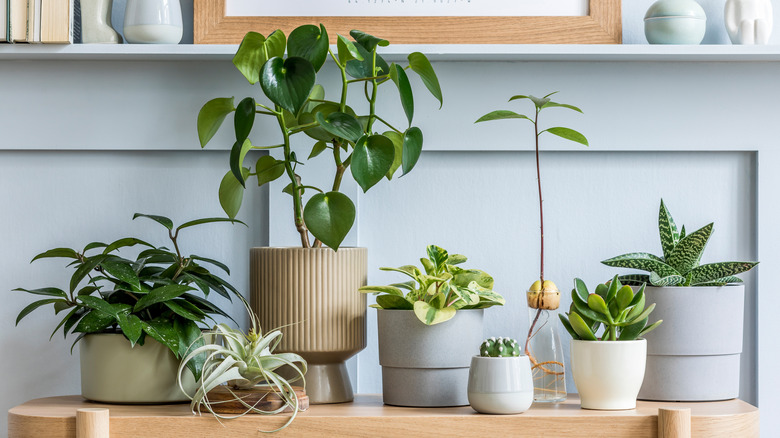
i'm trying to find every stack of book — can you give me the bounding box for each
[2,0,73,44]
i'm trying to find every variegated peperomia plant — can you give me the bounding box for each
[359,245,504,325]
[601,199,758,287]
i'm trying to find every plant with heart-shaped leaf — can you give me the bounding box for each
[198,25,443,250]
[359,245,504,325]
[602,199,759,287]
[13,213,246,381]
[559,276,662,341]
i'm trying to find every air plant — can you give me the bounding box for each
[177,304,307,432]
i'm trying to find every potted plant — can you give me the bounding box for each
[467,337,534,415]
[601,199,758,401]
[197,25,443,403]
[476,92,588,402]
[13,213,244,404]
[359,245,504,407]
[559,276,662,410]
[178,304,307,432]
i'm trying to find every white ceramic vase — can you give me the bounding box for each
[123,0,183,44]
[725,0,773,44]
[467,355,534,414]
[570,339,647,410]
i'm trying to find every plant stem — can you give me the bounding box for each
[366,50,379,132]
[534,109,544,283]
[276,108,310,248]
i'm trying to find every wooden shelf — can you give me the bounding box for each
[3,43,780,61]
[8,394,758,437]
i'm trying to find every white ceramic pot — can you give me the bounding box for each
[467,355,534,414]
[378,309,483,407]
[80,333,196,403]
[638,285,744,401]
[570,339,647,410]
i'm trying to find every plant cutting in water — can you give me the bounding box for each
[13,214,244,381]
[178,302,307,432]
[602,199,758,286]
[359,245,505,325]
[476,93,587,401]
[559,275,662,341]
[198,25,443,250]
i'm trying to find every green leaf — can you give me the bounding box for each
[667,223,712,274]
[70,254,109,293]
[132,213,174,230]
[232,31,286,84]
[309,140,328,159]
[358,285,404,296]
[116,313,143,346]
[475,110,529,123]
[616,286,634,312]
[401,127,423,176]
[164,300,203,321]
[351,135,395,192]
[587,294,610,317]
[337,34,363,64]
[542,101,583,113]
[288,24,329,72]
[260,57,316,115]
[13,287,67,298]
[350,30,389,52]
[568,312,597,340]
[689,261,758,285]
[176,319,206,381]
[83,242,108,252]
[389,63,414,125]
[407,52,442,108]
[627,303,656,325]
[141,318,180,357]
[255,155,286,187]
[451,269,493,289]
[73,309,115,333]
[218,168,250,219]
[413,300,455,326]
[189,255,230,274]
[134,284,195,312]
[658,199,680,261]
[346,43,389,79]
[571,290,609,324]
[101,259,141,291]
[448,254,467,265]
[649,272,685,287]
[303,192,356,250]
[177,217,245,232]
[639,319,663,337]
[545,127,588,146]
[376,295,414,310]
[234,97,255,147]
[559,314,580,340]
[617,274,650,286]
[626,292,646,321]
[50,307,79,340]
[31,248,79,262]
[573,278,589,303]
[103,237,153,255]
[15,299,63,325]
[601,252,679,277]
[197,97,234,147]
[315,111,363,143]
[619,317,648,341]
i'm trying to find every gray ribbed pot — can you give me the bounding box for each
[638,285,744,401]
[377,309,484,407]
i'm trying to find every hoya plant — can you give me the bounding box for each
[602,199,758,287]
[13,214,244,381]
[198,25,443,250]
[359,245,504,325]
[559,276,662,341]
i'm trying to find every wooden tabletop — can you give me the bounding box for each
[8,394,758,437]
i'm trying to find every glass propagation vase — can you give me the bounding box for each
[525,293,567,403]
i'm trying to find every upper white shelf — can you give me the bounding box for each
[3,43,780,62]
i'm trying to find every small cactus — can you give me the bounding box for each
[480,337,521,357]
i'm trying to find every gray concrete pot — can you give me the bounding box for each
[638,285,744,401]
[80,333,196,403]
[377,309,484,407]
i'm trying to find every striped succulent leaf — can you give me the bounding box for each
[689,261,759,285]
[601,252,680,278]
[649,272,685,287]
[679,225,686,240]
[658,199,680,261]
[666,223,713,274]
[691,275,746,287]
[617,274,650,286]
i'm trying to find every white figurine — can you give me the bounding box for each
[725,0,774,44]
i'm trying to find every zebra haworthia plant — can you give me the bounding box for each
[601,199,758,287]
[559,276,662,341]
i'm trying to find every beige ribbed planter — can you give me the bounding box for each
[250,247,367,404]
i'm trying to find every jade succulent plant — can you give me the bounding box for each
[359,245,504,325]
[559,276,662,341]
[480,337,521,357]
[602,199,758,287]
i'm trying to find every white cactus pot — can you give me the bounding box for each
[467,355,534,414]
[571,339,647,410]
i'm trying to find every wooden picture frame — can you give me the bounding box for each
[194,0,621,45]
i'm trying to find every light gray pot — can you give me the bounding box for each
[638,285,744,401]
[377,309,484,407]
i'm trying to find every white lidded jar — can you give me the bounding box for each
[124,0,182,44]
